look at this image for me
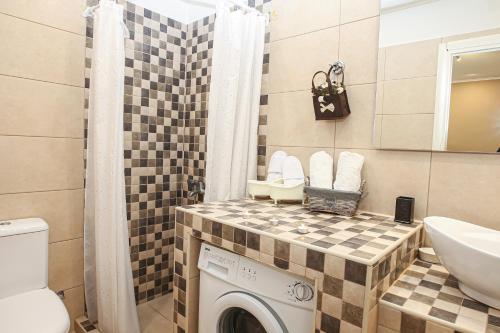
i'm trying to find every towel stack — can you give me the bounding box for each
[308,151,364,192]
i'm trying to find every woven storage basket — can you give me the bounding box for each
[304,181,366,217]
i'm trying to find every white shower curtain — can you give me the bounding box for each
[84,1,140,333]
[204,1,266,202]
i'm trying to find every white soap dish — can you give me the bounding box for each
[247,179,281,199]
[269,180,305,204]
[418,247,440,264]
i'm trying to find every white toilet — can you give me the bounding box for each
[0,218,70,333]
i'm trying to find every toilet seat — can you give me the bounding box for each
[0,288,70,333]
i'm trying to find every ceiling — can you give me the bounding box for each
[128,0,216,23]
[452,50,500,82]
[128,0,249,24]
[381,0,436,12]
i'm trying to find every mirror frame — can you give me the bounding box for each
[432,34,500,151]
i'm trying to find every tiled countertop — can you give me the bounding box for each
[173,198,424,333]
[380,260,500,333]
[176,199,422,265]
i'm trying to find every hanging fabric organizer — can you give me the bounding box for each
[311,61,350,120]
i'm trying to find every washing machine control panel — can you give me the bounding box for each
[204,250,237,268]
[288,281,314,302]
[199,243,315,310]
[239,265,257,281]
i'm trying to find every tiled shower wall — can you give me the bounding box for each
[182,0,272,205]
[85,0,187,303]
[85,0,271,303]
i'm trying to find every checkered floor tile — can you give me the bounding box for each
[381,260,500,332]
[177,199,421,265]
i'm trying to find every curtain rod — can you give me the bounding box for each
[182,0,266,17]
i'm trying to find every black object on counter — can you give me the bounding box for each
[394,196,414,224]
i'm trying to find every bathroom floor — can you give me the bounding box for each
[137,294,174,333]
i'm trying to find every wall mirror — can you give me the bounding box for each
[374,0,500,153]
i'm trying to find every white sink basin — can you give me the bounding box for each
[424,216,500,309]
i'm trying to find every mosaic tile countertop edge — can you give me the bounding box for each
[175,199,423,266]
[379,260,500,333]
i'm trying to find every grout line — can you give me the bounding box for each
[0,73,85,89]
[0,133,84,140]
[425,152,434,217]
[0,188,84,196]
[270,14,380,44]
[49,236,84,245]
[268,81,377,96]
[0,12,85,37]
[143,296,174,322]
[271,25,341,43]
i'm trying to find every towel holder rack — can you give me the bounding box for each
[329,60,345,76]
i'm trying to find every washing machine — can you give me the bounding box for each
[198,243,315,333]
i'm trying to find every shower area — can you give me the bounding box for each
[83,0,271,331]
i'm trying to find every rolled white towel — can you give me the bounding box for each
[333,152,364,192]
[266,150,287,182]
[309,151,333,189]
[282,156,305,186]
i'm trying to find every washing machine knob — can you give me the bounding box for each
[293,282,314,301]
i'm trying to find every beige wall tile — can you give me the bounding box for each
[380,114,434,150]
[335,149,431,219]
[187,277,200,332]
[382,77,436,115]
[0,136,84,194]
[271,0,340,41]
[0,189,84,243]
[335,83,377,149]
[62,285,85,332]
[378,304,401,331]
[377,48,386,82]
[322,292,343,318]
[267,146,334,178]
[377,326,399,333]
[340,0,379,24]
[269,27,339,93]
[425,321,454,333]
[0,14,85,86]
[342,280,365,307]
[48,238,84,291]
[0,76,84,137]
[289,243,307,266]
[428,152,500,231]
[0,0,86,35]
[385,39,440,80]
[339,17,379,85]
[367,305,379,333]
[375,81,384,115]
[267,90,335,147]
[372,115,382,148]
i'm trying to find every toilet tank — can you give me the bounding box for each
[0,218,49,300]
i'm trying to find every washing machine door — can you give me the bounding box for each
[212,292,287,333]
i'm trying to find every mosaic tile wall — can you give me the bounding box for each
[182,0,273,205]
[85,0,271,304]
[85,0,187,303]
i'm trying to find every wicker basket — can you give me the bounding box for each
[304,181,366,217]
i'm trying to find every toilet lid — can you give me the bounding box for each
[0,288,70,333]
